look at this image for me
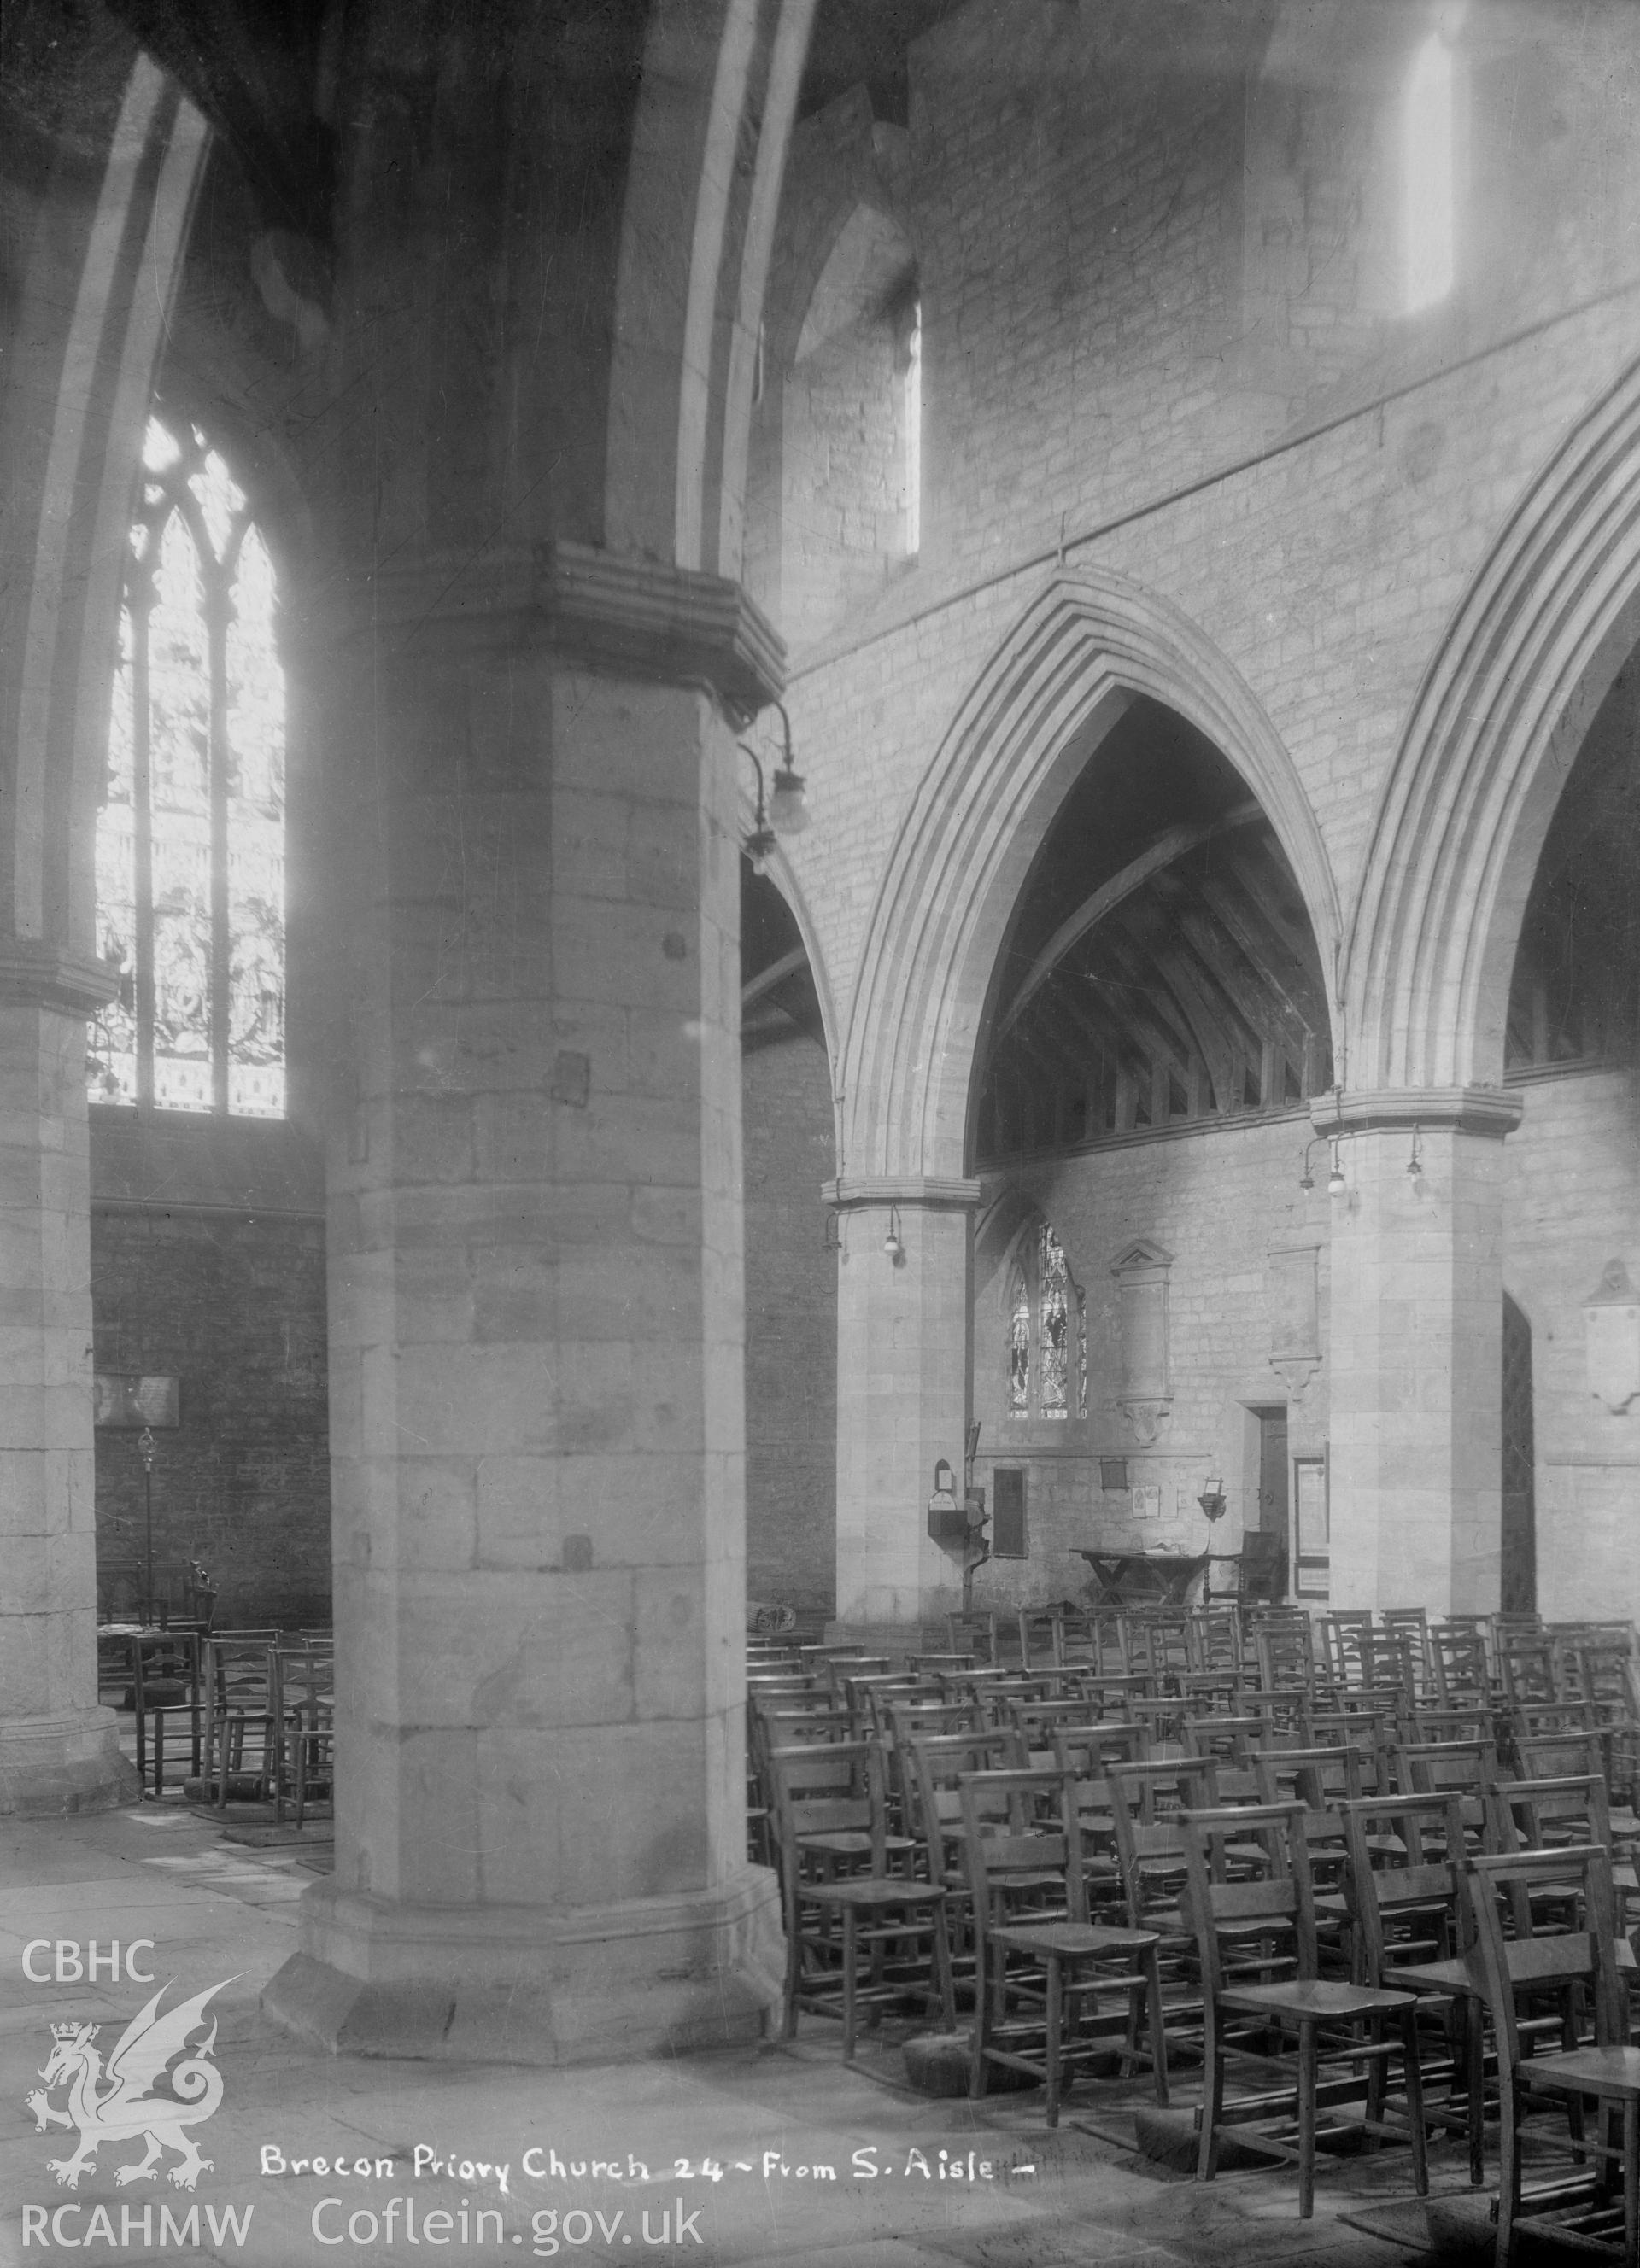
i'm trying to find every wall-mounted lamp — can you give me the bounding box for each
[1406,1123,1424,1184]
[1298,1137,1326,1192]
[738,745,778,868]
[1197,1474,1227,1523]
[766,700,809,834]
[738,701,808,869]
[1327,1141,1347,1197]
[883,1204,904,1263]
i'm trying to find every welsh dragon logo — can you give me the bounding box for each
[24,1979,234,2191]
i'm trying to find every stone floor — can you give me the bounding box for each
[0,1799,1494,2268]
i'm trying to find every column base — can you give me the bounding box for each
[0,1708,140,1816]
[263,1865,784,2066]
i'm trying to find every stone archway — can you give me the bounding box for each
[838,564,1341,1190]
[829,565,1338,1631]
[0,52,208,1816]
[1347,353,1640,1091]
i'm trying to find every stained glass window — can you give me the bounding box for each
[1007,1220,1087,1423]
[89,418,285,1116]
[1039,1224,1069,1419]
[1008,1265,1031,1417]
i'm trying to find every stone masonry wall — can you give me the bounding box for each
[969,1112,1329,1614]
[759,3,1640,1020]
[1502,1069,1640,1628]
[91,1203,331,1629]
[744,1023,838,1613]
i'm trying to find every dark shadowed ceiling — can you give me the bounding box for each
[972,700,1333,1166]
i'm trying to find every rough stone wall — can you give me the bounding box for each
[91,1203,331,1628]
[759,3,1640,1019]
[780,313,911,646]
[1501,1069,1640,1627]
[969,1112,1330,1611]
[744,1025,838,1613]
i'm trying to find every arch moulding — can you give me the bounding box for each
[1349,350,1640,1091]
[837,565,1343,1187]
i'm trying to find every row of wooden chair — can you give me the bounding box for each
[748,1654,1640,2250]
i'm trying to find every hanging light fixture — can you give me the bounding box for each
[883,1204,904,1262]
[1298,1137,1327,1192]
[1327,1140,1347,1197]
[1407,1122,1424,1184]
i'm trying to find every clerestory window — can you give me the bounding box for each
[89,418,285,1117]
[1403,28,1456,313]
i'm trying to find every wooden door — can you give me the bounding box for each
[1501,1295,1537,1615]
[1251,1404,1290,1600]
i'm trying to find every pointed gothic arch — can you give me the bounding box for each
[1348,352,1640,1091]
[835,565,1343,1185]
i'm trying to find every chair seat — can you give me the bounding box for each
[805,1876,947,1909]
[1384,1954,1483,1996]
[991,1920,1161,1958]
[1220,1977,1416,2020]
[798,1830,917,1861]
[1522,2043,1640,2099]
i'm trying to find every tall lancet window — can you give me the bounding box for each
[1403,28,1456,313]
[90,418,286,1117]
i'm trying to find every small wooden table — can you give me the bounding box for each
[1075,1549,1210,1608]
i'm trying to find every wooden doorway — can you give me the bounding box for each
[1247,1403,1290,1601]
[1502,1294,1537,1615]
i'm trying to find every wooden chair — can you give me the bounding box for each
[947,1613,999,1665]
[1431,1622,1492,1707]
[1341,1789,1485,2183]
[766,1739,954,2058]
[1394,1737,1501,1846]
[959,1764,1168,2120]
[905,1727,1028,1901]
[1016,1607,1064,1669]
[121,1628,203,1797]
[270,1643,332,1826]
[201,1632,284,1806]
[1499,1630,1561,1714]
[1180,1800,1430,2219]
[1187,1607,1243,1677]
[1254,1613,1319,1698]
[1381,1609,1435,1696]
[1319,1611,1374,1690]
[1468,1844,1640,2265]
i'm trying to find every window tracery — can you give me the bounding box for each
[90,418,285,1116]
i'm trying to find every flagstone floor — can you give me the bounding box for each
[0,1800,1485,2268]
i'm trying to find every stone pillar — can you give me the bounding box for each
[826,1177,978,1645]
[262,548,784,2064]
[0,955,138,1815]
[1321,1087,1522,1614]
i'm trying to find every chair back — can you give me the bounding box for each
[906,1728,1027,1882]
[1187,1607,1243,1675]
[1488,1770,1613,1860]
[957,1765,1084,1932]
[765,1738,887,1885]
[1467,1843,1627,2061]
[1431,1622,1491,1705]
[1339,1791,1467,1986]
[1394,1737,1498,1835]
[947,1612,999,1665]
[1180,1800,1316,1997]
[1106,1757,1220,1927]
